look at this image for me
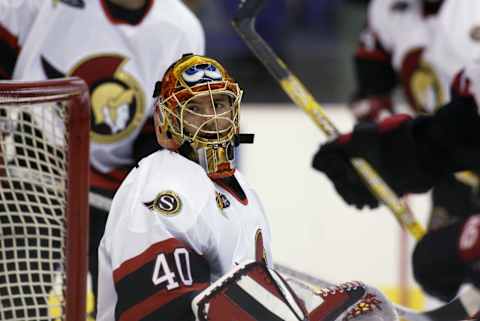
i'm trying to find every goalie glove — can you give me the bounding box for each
[286,279,398,321]
[192,261,308,321]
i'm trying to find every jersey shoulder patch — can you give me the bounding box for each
[136,150,215,227]
[144,191,182,216]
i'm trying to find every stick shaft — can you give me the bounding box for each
[233,7,425,240]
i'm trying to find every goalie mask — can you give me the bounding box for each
[154,54,244,179]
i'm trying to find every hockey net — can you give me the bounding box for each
[0,78,90,321]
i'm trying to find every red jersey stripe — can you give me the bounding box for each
[113,238,189,282]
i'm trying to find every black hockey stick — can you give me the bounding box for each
[274,263,480,321]
[232,0,425,240]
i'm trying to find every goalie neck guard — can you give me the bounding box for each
[153,54,244,179]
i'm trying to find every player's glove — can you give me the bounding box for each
[312,114,437,209]
[192,261,307,321]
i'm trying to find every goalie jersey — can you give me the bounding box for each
[0,0,205,189]
[96,150,273,321]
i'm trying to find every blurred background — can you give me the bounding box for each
[186,0,368,102]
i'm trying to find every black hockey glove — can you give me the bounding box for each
[312,114,437,209]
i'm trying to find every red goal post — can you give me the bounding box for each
[0,78,90,321]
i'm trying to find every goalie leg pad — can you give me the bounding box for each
[192,261,307,321]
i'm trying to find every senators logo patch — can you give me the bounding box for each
[409,61,444,113]
[215,192,230,210]
[41,54,145,144]
[144,191,182,216]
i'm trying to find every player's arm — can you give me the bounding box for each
[312,67,480,209]
[97,236,211,321]
[0,0,43,79]
[350,27,396,122]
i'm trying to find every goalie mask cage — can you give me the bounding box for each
[0,78,90,321]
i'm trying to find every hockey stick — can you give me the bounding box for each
[274,263,480,321]
[232,0,425,240]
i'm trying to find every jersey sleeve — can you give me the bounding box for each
[0,0,43,78]
[352,26,397,100]
[368,0,430,69]
[97,210,213,321]
[97,155,218,321]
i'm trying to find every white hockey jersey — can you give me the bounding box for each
[410,0,480,112]
[96,150,272,321]
[0,0,205,187]
[366,0,437,69]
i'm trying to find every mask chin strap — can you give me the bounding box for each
[183,133,254,206]
[194,133,255,178]
[234,133,254,146]
[197,142,235,179]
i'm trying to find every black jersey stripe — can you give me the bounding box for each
[113,239,210,321]
[225,283,286,321]
[117,283,207,321]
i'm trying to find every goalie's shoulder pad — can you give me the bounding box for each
[192,261,307,321]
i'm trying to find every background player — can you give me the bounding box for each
[97,54,398,321]
[346,0,480,302]
[0,0,205,314]
[313,58,480,306]
[350,0,442,122]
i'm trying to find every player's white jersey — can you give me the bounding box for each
[366,0,437,69]
[0,0,205,175]
[412,0,480,113]
[97,150,272,321]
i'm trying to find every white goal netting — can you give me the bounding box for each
[0,79,90,321]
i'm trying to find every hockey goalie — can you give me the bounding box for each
[96,54,398,321]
